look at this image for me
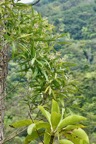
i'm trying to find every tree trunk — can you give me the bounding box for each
[0,0,8,143]
[0,48,8,144]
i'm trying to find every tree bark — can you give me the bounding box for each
[0,47,8,144]
[0,0,8,143]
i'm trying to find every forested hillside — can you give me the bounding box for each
[2,0,96,144]
[36,0,96,39]
[36,0,96,143]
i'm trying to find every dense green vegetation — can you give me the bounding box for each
[0,0,96,143]
[36,0,96,39]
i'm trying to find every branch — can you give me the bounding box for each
[3,127,27,143]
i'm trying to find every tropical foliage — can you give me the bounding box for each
[11,100,89,144]
[0,0,96,144]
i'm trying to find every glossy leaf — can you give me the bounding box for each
[27,123,36,135]
[51,99,60,114]
[51,112,61,130]
[44,129,51,144]
[58,115,86,130]
[38,106,51,124]
[36,121,50,130]
[10,119,32,128]
[64,128,89,144]
[63,124,85,131]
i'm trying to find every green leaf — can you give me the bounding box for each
[12,42,17,58]
[61,108,65,120]
[51,112,61,130]
[58,115,86,130]
[64,124,85,131]
[17,33,33,39]
[36,121,50,130]
[30,57,36,65]
[51,99,60,114]
[59,139,74,144]
[38,106,51,124]
[27,123,36,135]
[64,128,89,144]
[44,86,50,94]
[36,59,44,67]
[42,70,49,81]
[49,87,52,95]
[24,130,44,144]
[30,43,35,57]
[44,129,51,144]
[10,119,32,128]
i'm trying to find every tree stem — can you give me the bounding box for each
[49,135,54,144]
